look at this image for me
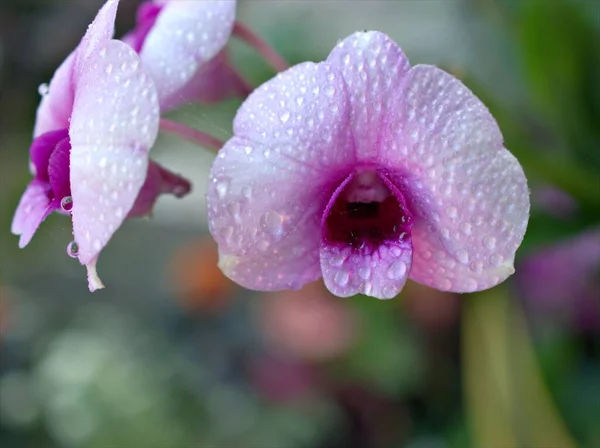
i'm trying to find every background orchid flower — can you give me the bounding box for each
[11,0,190,292]
[123,0,245,111]
[207,31,530,299]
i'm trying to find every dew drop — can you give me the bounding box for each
[60,196,73,212]
[386,260,407,280]
[456,249,469,264]
[334,270,349,287]
[445,206,458,219]
[242,185,253,198]
[483,236,496,250]
[489,253,503,266]
[329,253,346,267]
[440,278,452,290]
[357,266,371,280]
[279,111,290,123]
[469,261,484,273]
[423,250,432,260]
[460,222,472,236]
[38,83,49,96]
[93,239,102,251]
[260,210,284,239]
[67,241,79,258]
[215,178,229,199]
[464,278,478,292]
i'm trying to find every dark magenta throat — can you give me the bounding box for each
[323,170,413,251]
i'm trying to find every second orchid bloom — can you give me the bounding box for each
[207,31,530,299]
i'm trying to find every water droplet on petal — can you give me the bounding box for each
[440,278,452,290]
[60,196,73,212]
[456,249,469,264]
[483,236,496,250]
[279,111,290,123]
[67,241,79,258]
[260,210,284,239]
[334,270,349,287]
[242,185,252,198]
[460,222,472,236]
[358,266,371,280]
[386,260,407,280]
[215,178,229,199]
[38,83,49,96]
[489,253,503,266]
[464,278,478,292]
[445,206,458,219]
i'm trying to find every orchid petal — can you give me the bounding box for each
[74,0,119,72]
[29,128,69,180]
[320,242,413,299]
[11,181,56,248]
[139,0,236,107]
[69,40,159,265]
[128,160,191,218]
[382,65,529,291]
[326,31,410,160]
[47,136,72,200]
[161,51,249,110]
[207,62,354,290]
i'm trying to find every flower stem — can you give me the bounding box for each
[233,21,289,73]
[159,119,224,152]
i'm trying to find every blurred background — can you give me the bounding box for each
[0,0,599,447]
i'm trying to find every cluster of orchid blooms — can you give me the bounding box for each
[12,0,530,299]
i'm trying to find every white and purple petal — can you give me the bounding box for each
[138,0,236,107]
[381,65,529,291]
[207,62,354,290]
[11,181,57,248]
[326,31,410,160]
[69,39,159,269]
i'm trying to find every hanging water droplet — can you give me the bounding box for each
[60,196,73,212]
[38,83,49,96]
[67,241,79,258]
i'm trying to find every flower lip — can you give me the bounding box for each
[323,167,413,252]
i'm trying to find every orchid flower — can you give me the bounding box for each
[517,229,600,330]
[122,0,246,110]
[207,31,530,299]
[11,0,190,291]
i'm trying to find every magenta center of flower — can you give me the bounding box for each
[323,170,412,251]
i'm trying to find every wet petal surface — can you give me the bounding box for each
[69,40,159,264]
[381,65,529,291]
[208,62,354,290]
[327,31,410,160]
[139,0,236,107]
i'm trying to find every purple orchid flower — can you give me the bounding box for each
[122,0,246,110]
[207,31,530,299]
[11,0,190,291]
[517,230,600,331]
